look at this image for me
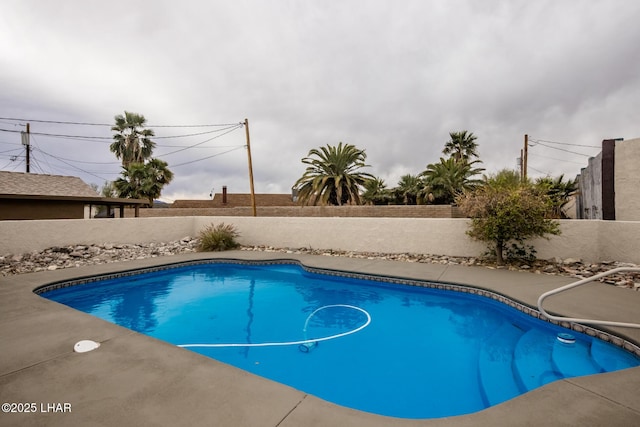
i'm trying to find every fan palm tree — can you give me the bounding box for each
[442,131,479,164]
[115,159,173,206]
[110,111,156,167]
[420,157,484,204]
[294,142,375,206]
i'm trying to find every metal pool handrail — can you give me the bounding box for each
[537,267,640,329]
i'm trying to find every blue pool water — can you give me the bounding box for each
[40,262,640,419]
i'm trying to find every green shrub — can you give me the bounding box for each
[198,223,241,251]
[456,184,560,265]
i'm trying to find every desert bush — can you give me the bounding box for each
[198,223,240,251]
[456,184,560,265]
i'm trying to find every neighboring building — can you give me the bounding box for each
[171,186,296,209]
[576,137,640,220]
[0,171,147,220]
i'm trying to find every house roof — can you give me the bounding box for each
[172,193,296,208]
[0,171,99,197]
[0,171,147,207]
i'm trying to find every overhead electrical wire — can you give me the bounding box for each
[528,137,600,149]
[1,123,242,143]
[1,116,246,179]
[170,146,245,168]
[528,165,551,175]
[34,147,115,181]
[529,140,595,157]
[0,116,242,128]
[155,124,244,157]
[527,152,586,165]
[29,135,55,175]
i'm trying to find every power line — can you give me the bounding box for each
[528,165,551,175]
[30,147,119,165]
[170,146,245,168]
[156,124,244,157]
[29,135,55,175]
[35,147,114,181]
[0,116,242,128]
[528,152,586,165]
[529,137,600,149]
[2,124,242,142]
[530,141,595,157]
[154,125,241,139]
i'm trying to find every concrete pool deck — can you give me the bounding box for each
[1,251,639,426]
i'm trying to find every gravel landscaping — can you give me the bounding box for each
[2,239,639,289]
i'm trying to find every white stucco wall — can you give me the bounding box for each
[2,216,640,264]
[615,138,640,221]
[194,217,486,256]
[0,217,197,254]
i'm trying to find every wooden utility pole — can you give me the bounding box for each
[523,134,528,181]
[21,123,31,173]
[244,118,257,216]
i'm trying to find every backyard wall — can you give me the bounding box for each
[1,217,639,264]
[123,205,465,218]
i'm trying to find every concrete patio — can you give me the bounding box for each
[1,251,639,426]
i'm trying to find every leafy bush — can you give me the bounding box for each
[456,184,560,265]
[198,223,241,251]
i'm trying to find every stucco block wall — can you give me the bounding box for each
[615,138,640,221]
[125,205,464,219]
[192,217,484,256]
[0,217,196,254]
[2,217,640,264]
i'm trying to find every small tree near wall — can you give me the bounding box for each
[456,185,560,265]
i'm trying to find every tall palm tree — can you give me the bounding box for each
[394,174,423,205]
[420,157,484,204]
[110,111,156,167]
[294,142,375,206]
[115,159,173,206]
[442,131,479,164]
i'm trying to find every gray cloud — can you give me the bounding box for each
[1,0,639,201]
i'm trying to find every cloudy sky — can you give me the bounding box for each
[1,0,639,201]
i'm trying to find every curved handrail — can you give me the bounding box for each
[537,267,640,329]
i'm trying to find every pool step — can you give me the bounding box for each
[590,339,639,371]
[513,328,563,391]
[478,322,525,406]
[552,338,603,378]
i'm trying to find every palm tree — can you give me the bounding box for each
[110,111,156,167]
[294,142,375,206]
[362,177,392,205]
[394,174,423,205]
[442,131,479,164]
[535,174,578,218]
[484,169,526,190]
[420,157,484,204]
[115,159,173,206]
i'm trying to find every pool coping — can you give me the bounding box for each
[2,251,640,426]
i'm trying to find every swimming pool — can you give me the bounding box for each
[38,260,640,419]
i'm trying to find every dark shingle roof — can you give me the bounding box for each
[0,171,99,198]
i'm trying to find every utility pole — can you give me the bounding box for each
[523,134,528,181]
[244,118,257,216]
[21,123,31,173]
[519,149,524,180]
